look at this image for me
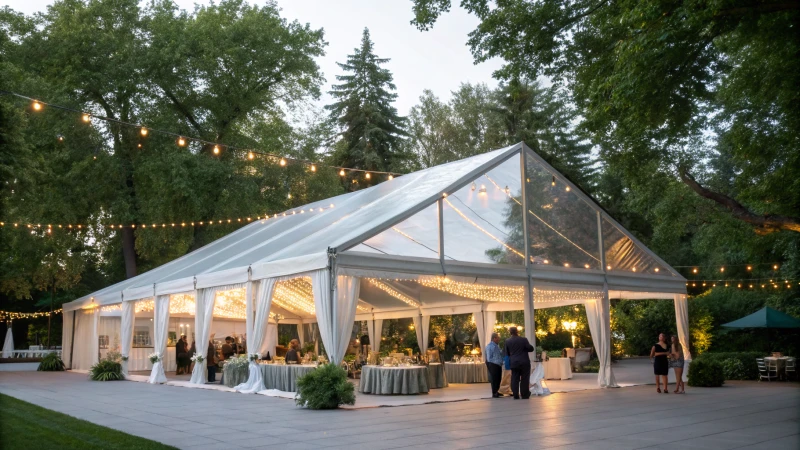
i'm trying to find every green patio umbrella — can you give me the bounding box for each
[722,307,800,329]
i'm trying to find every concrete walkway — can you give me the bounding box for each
[1,370,797,450]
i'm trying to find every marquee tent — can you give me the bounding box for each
[62,143,689,388]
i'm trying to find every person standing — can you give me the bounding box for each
[175,335,188,375]
[206,339,218,383]
[485,333,504,398]
[650,333,670,393]
[221,336,234,361]
[504,327,534,399]
[285,339,302,364]
[670,335,685,394]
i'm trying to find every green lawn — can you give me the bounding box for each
[0,393,176,449]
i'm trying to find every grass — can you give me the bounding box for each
[0,393,176,449]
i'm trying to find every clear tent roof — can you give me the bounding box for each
[65,143,684,312]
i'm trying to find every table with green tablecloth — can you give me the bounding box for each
[444,362,489,383]
[261,364,316,392]
[426,363,448,388]
[222,363,249,388]
[359,366,429,394]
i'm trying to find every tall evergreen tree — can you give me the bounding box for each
[327,28,407,189]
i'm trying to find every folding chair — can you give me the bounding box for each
[785,358,795,381]
[756,358,777,382]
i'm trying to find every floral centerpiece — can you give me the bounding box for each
[121,355,129,362]
[191,354,204,364]
[248,353,260,362]
[148,352,161,364]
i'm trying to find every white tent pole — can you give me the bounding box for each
[520,149,536,361]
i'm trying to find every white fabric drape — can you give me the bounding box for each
[418,315,431,355]
[120,301,135,376]
[367,319,383,353]
[263,323,278,359]
[236,279,277,394]
[190,289,216,384]
[72,307,99,371]
[474,311,486,354]
[483,311,496,353]
[62,311,73,368]
[311,270,360,364]
[584,286,618,388]
[674,293,692,381]
[413,315,424,354]
[297,323,304,346]
[148,295,170,384]
[2,325,13,358]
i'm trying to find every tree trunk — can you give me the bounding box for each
[122,226,138,278]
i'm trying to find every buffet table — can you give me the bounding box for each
[359,366,429,394]
[444,362,489,383]
[426,363,448,389]
[543,358,572,380]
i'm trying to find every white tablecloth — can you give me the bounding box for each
[444,362,489,383]
[543,358,572,380]
[359,366,429,394]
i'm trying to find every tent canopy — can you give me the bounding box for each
[63,143,686,314]
[722,307,800,329]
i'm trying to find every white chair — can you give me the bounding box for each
[785,358,796,381]
[757,358,777,382]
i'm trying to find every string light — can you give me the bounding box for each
[0,308,62,320]
[339,169,345,176]
[367,279,420,308]
[213,145,220,155]
[388,175,393,180]
[140,127,148,137]
[82,113,90,122]
[247,151,254,160]
[416,277,523,303]
[279,158,287,167]
[32,100,42,111]
[365,172,371,180]
[310,164,316,172]
[177,137,186,147]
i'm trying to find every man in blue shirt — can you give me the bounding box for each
[485,332,503,398]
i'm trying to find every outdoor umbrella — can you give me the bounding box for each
[721,307,800,329]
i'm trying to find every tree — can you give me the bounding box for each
[3,0,329,279]
[411,0,800,234]
[327,28,408,188]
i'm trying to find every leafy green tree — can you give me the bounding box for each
[327,28,408,188]
[411,0,800,234]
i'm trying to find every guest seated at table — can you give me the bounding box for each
[222,336,235,360]
[285,339,302,364]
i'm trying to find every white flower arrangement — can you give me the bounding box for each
[191,354,204,364]
[248,353,260,362]
[148,352,161,364]
[121,355,129,361]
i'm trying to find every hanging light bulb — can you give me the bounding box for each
[365,172,371,180]
[720,267,725,272]
[773,264,779,270]
[551,175,555,186]
[177,137,186,147]
[247,151,254,160]
[692,268,698,273]
[471,182,476,191]
[287,193,292,199]
[339,169,345,176]
[654,268,660,273]
[310,164,316,172]
[280,158,287,167]
[137,143,142,148]
[82,113,90,123]
[140,127,148,137]
[213,145,220,155]
[747,265,752,271]
[565,186,571,192]
[57,135,64,142]
[584,264,590,269]
[504,185,510,194]
[388,174,394,180]
[479,184,487,194]
[606,265,611,270]
[32,100,43,111]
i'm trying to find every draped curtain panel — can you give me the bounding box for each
[296,323,304,346]
[421,315,430,355]
[61,311,73,368]
[120,301,135,376]
[483,311,496,353]
[2,325,13,358]
[72,308,99,371]
[674,293,692,381]
[311,270,360,365]
[585,287,618,388]
[474,311,486,353]
[413,315,423,354]
[148,295,171,384]
[367,319,383,353]
[263,323,278,359]
[190,289,217,384]
[236,278,277,394]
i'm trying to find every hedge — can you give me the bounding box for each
[687,358,725,387]
[693,352,763,380]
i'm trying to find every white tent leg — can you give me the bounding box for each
[674,293,692,381]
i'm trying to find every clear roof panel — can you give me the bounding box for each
[602,217,671,275]
[524,151,601,269]
[442,154,525,265]
[354,202,440,259]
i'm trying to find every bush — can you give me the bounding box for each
[721,358,747,380]
[89,360,123,381]
[37,352,65,371]
[295,363,355,409]
[545,350,563,358]
[574,358,600,373]
[687,359,724,387]
[694,352,762,380]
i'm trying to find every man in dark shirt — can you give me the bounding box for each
[504,327,534,399]
[221,336,234,360]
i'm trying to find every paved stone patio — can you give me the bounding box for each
[1,370,797,449]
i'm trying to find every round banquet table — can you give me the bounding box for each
[543,358,572,380]
[444,362,489,383]
[359,366,429,394]
[260,364,317,392]
[426,363,448,389]
[764,357,790,380]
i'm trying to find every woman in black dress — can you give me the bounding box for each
[650,333,670,393]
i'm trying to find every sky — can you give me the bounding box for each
[6,0,503,116]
